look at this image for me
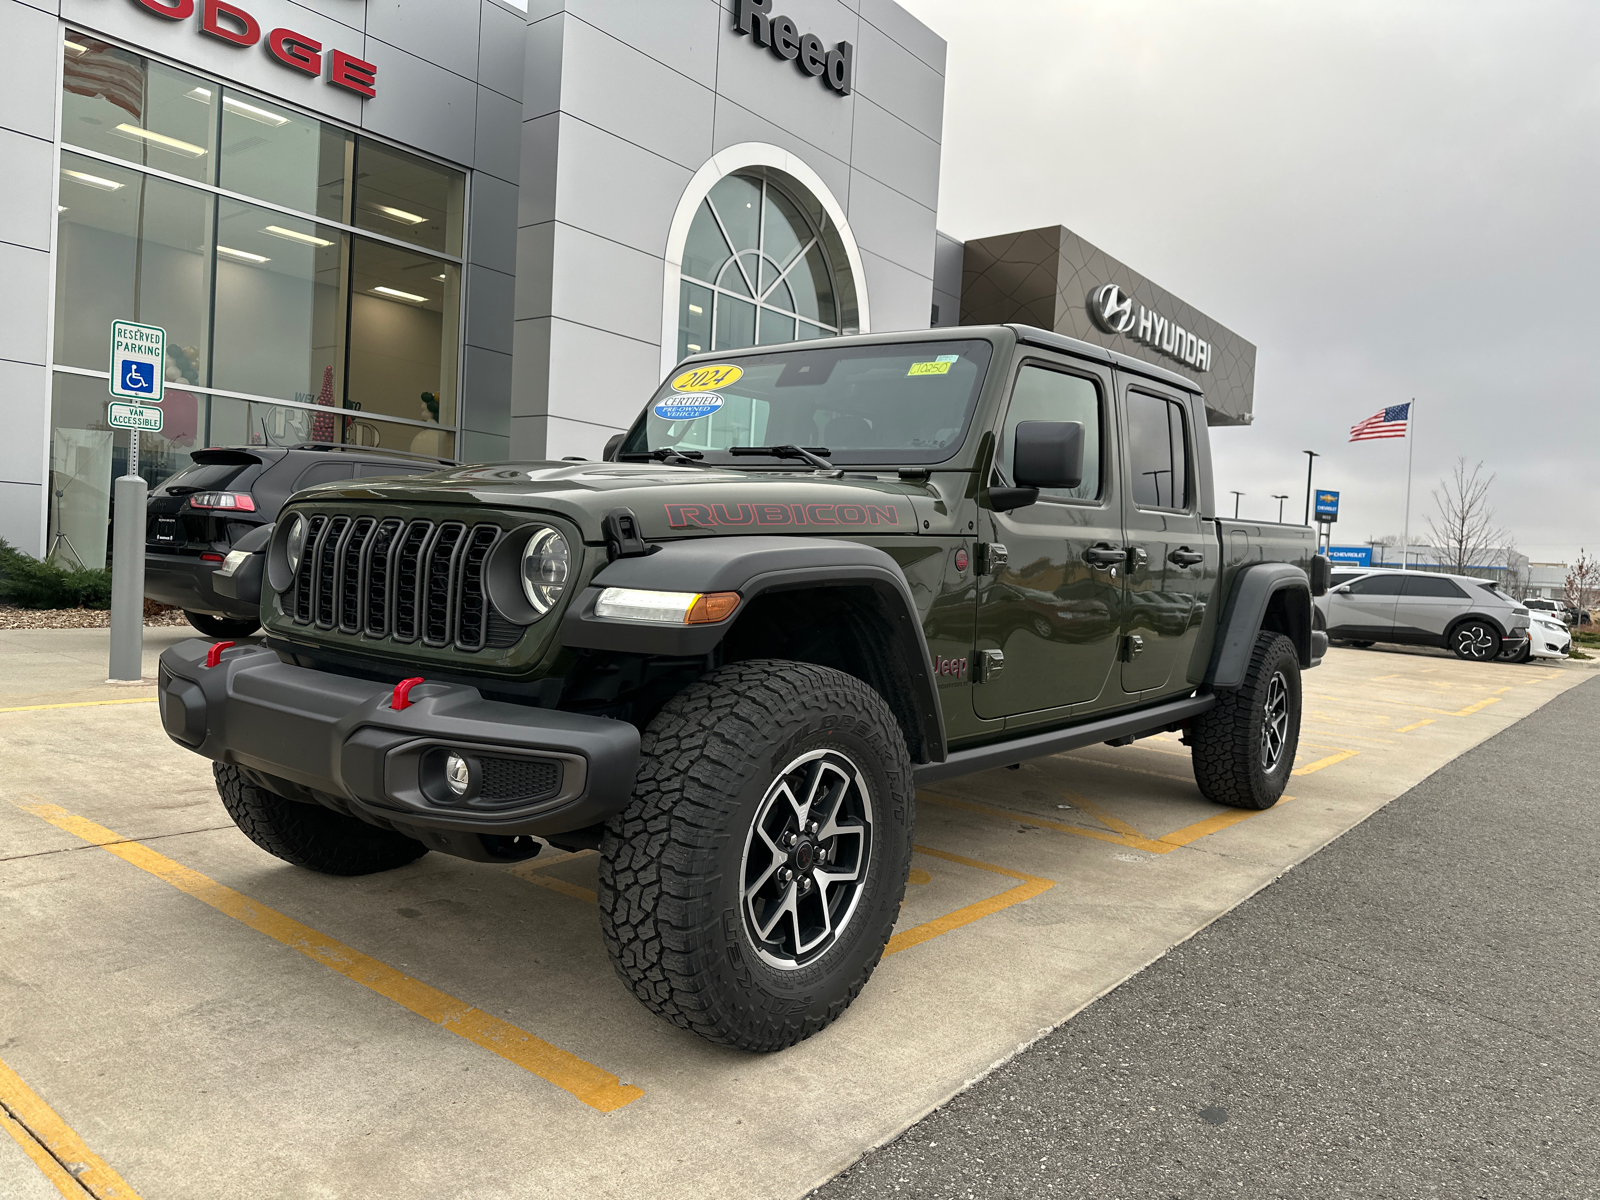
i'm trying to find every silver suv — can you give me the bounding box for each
[1316,568,1530,661]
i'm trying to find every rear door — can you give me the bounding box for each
[1117,379,1212,695]
[1324,573,1405,637]
[1394,573,1470,642]
[974,355,1124,724]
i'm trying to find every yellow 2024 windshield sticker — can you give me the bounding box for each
[672,364,744,392]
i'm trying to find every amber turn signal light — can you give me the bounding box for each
[685,592,740,624]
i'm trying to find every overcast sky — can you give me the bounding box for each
[898,0,1599,563]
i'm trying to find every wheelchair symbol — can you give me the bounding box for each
[121,360,154,394]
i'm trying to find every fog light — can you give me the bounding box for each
[445,753,471,796]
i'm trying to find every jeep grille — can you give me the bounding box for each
[288,514,514,652]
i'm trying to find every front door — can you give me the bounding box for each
[1323,572,1405,639]
[975,358,1125,723]
[1117,381,1212,695]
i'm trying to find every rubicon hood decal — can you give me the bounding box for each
[665,501,904,528]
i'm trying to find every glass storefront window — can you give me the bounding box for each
[678,172,853,360]
[212,198,348,408]
[50,33,468,565]
[347,237,461,434]
[216,88,350,223]
[54,150,213,383]
[62,36,216,184]
[352,140,465,257]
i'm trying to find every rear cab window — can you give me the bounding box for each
[1126,391,1190,510]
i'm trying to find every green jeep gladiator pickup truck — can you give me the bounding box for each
[159,324,1328,1052]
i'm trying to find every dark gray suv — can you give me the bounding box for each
[1316,568,1529,661]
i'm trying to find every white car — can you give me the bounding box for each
[1520,610,1572,661]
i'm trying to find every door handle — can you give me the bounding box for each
[1168,547,1205,566]
[1083,544,1127,567]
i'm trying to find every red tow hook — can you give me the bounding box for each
[391,677,426,711]
[204,641,235,668]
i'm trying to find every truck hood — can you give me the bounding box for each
[295,459,958,543]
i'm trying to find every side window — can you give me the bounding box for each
[1401,576,1466,598]
[1346,574,1407,596]
[997,364,1102,501]
[1126,391,1190,510]
[294,461,361,490]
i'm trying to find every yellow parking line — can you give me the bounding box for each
[1396,719,1436,733]
[0,1055,143,1199]
[1158,796,1294,849]
[0,698,158,714]
[1453,697,1501,716]
[884,846,1053,956]
[14,801,641,1114]
[1292,749,1359,775]
[1064,793,1149,841]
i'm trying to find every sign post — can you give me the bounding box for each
[1313,489,1339,554]
[108,320,165,683]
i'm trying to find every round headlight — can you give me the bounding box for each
[520,527,570,615]
[285,514,308,574]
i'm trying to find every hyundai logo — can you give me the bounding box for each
[1089,283,1137,335]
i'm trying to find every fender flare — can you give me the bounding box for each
[1205,563,1313,690]
[560,537,947,763]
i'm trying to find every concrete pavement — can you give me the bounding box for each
[0,631,1591,1199]
[812,674,1600,1199]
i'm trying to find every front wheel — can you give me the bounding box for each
[215,764,428,875]
[1189,632,1301,810]
[186,611,260,638]
[1451,620,1501,661]
[598,660,914,1052]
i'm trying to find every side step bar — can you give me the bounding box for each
[914,693,1215,785]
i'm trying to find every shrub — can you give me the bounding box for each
[0,539,113,609]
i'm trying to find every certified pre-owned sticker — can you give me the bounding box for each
[671,364,744,392]
[653,392,724,420]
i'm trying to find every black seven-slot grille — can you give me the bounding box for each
[290,513,512,652]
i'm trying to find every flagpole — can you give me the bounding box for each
[1400,399,1415,568]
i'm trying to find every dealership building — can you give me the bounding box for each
[1,0,1254,565]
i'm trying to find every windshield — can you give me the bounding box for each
[621,339,995,466]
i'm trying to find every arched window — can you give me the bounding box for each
[676,172,858,360]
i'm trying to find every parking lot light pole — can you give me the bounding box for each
[1231,491,1245,519]
[1302,451,1320,525]
[1273,494,1289,523]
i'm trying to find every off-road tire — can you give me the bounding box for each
[214,763,428,875]
[1450,620,1501,662]
[1189,632,1301,810]
[186,611,260,638]
[598,660,915,1052]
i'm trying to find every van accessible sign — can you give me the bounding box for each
[1089,283,1214,373]
[109,320,165,403]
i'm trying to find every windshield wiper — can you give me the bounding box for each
[618,448,712,468]
[728,445,835,470]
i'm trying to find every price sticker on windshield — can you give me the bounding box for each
[907,360,953,376]
[672,364,743,392]
[653,392,724,420]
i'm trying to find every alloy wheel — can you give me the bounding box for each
[739,749,873,971]
[1455,623,1498,660]
[1261,669,1291,772]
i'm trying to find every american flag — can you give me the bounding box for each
[1350,403,1411,442]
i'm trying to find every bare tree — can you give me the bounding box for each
[1426,458,1506,574]
[1500,536,1530,597]
[1565,549,1598,625]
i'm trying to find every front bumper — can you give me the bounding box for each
[145,553,257,620]
[1529,629,1571,659]
[158,640,640,859]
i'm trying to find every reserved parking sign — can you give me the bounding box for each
[109,320,165,403]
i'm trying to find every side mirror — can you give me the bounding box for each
[1332,585,1351,595]
[602,433,624,462]
[1014,421,1084,490]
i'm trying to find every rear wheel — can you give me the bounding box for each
[599,660,914,1052]
[1189,632,1301,810]
[214,764,428,875]
[1450,620,1501,661]
[186,611,260,638]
